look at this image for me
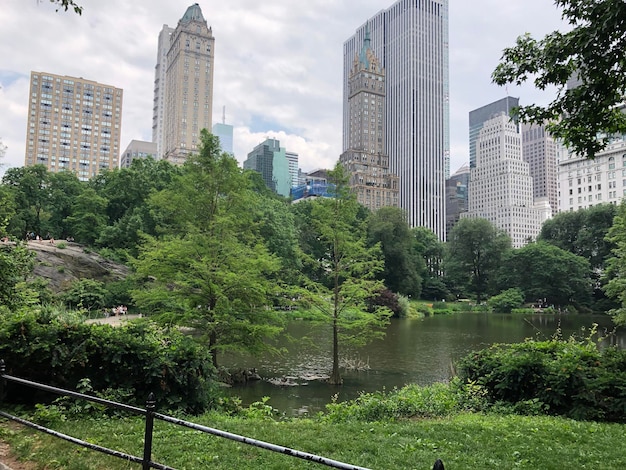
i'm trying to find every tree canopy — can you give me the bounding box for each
[492,0,626,158]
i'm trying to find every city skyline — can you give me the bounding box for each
[0,0,566,178]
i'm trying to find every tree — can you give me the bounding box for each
[492,0,626,158]
[539,204,617,309]
[132,131,285,367]
[603,202,626,325]
[298,163,391,385]
[0,242,35,310]
[539,204,616,271]
[445,218,511,302]
[496,242,592,307]
[65,188,108,244]
[412,226,448,300]
[2,165,50,239]
[367,207,423,297]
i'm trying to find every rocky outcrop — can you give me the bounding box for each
[26,241,130,292]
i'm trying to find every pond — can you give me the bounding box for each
[221,313,625,416]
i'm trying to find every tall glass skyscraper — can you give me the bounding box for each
[343,0,449,239]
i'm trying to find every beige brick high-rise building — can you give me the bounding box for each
[340,28,399,212]
[154,3,215,164]
[24,72,122,180]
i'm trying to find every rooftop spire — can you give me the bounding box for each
[181,3,205,23]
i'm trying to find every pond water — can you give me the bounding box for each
[221,313,625,416]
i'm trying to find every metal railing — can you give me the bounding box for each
[0,359,444,469]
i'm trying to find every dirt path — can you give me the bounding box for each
[85,314,142,326]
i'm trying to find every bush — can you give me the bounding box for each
[456,336,626,422]
[488,288,524,313]
[0,310,216,413]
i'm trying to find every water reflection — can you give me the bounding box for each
[221,313,624,415]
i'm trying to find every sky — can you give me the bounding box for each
[0,0,567,178]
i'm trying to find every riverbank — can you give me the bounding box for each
[1,412,624,469]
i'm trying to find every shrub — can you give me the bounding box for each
[488,288,524,313]
[455,337,626,422]
[0,310,216,413]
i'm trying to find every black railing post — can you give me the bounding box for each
[142,392,156,470]
[0,359,5,403]
[433,458,445,469]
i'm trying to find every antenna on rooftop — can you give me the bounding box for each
[222,105,226,124]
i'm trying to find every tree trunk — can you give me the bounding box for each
[328,314,342,384]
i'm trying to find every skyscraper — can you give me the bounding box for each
[244,138,291,197]
[24,72,123,180]
[153,3,215,164]
[340,26,399,212]
[522,123,558,215]
[344,0,449,238]
[464,112,551,248]
[469,96,519,169]
[152,25,174,159]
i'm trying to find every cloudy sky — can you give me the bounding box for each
[0,0,566,178]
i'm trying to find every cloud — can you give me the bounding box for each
[1,0,567,178]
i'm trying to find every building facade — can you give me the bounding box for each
[557,136,626,212]
[244,138,291,197]
[154,3,215,164]
[152,25,174,159]
[286,151,299,188]
[522,122,558,215]
[445,163,469,238]
[340,27,399,212]
[469,96,519,169]
[212,122,233,155]
[120,140,157,168]
[463,112,551,248]
[24,72,123,180]
[343,0,449,238]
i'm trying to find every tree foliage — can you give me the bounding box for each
[603,202,626,325]
[132,131,285,367]
[0,242,35,310]
[445,218,511,302]
[298,163,391,385]
[492,0,626,158]
[367,207,423,297]
[496,242,592,307]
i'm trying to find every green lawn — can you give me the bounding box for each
[1,412,624,469]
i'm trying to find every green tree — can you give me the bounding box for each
[132,131,285,367]
[496,242,591,307]
[492,0,626,158]
[603,202,626,325]
[300,163,391,385]
[539,204,616,271]
[539,204,617,309]
[45,171,84,239]
[367,207,423,297]
[412,226,448,300]
[445,218,511,302]
[65,188,108,244]
[0,242,35,310]
[2,165,50,239]
[61,279,108,312]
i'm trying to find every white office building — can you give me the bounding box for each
[464,112,551,248]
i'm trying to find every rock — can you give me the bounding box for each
[26,241,130,292]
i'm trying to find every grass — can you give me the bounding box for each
[1,412,625,469]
